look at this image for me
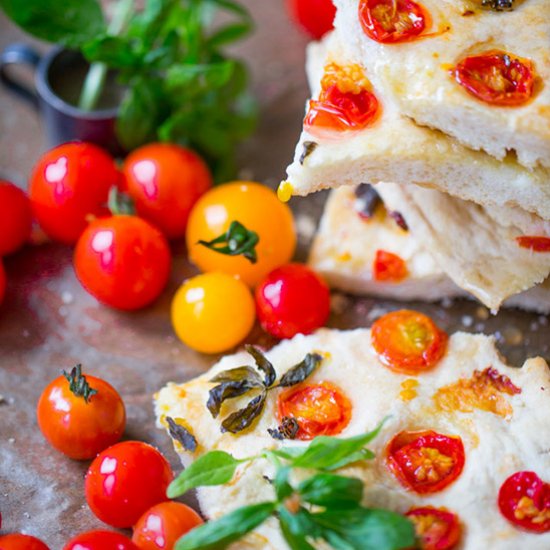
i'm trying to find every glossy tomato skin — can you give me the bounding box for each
[406,507,462,550]
[132,502,203,550]
[122,143,212,240]
[63,530,140,550]
[37,371,126,460]
[516,236,550,252]
[74,215,171,311]
[371,310,448,375]
[171,272,255,354]
[186,182,296,288]
[286,0,336,39]
[0,261,6,307]
[277,381,352,440]
[386,430,465,495]
[255,264,330,339]
[498,471,550,533]
[0,534,50,550]
[373,250,408,282]
[29,143,118,244]
[85,441,173,528]
[0,181,32,256]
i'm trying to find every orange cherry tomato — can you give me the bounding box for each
[186,182,296,287]
[132,502,203,550]
[37,365,126,460]
[516,236,550,252]
[0,534,50,550]
[359,0,429,44]
[373,249,408,282]
[371,310,448,375]
[386,430,465,495]
[498,471,550,533]
[277,381,352,440]
[0,180,32,256]
[406,507,462,550]
[122,143,212,240]
[452,51,535,107]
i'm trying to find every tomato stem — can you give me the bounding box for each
[63,364,98,403]
[108,186,136,216]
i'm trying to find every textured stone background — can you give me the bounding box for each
[0,2,548,548]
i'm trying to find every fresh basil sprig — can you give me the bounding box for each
[207,346,322,434]
[198,220,259,263]
[168,419,417,550]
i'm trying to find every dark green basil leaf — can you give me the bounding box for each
[246,345,276,387]
[167,450,242,498]
[166,416,197,452]
[298,473,363,509]
[207,22,253,49]
[175,502,275,550]
[278,507,318,550]
[326,448,376,471]
[207,378,261,418]
[82,35,140,68]
[210,366,263,385]
[311,508,416,550]
[265,447,307,461]
[221,391,266,434]
[166,61,235,94]
[205,0,252,22]
[272,466,293,501]
[0,0,106,48]
[278,353,322,388]
[291,420,387,470]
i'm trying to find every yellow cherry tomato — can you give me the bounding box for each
[171,272,255,354]
[186,181,296,287]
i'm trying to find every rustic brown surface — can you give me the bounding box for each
[0,3,549,549]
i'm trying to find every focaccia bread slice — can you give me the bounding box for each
[333,0,550,169]
[155,327,550,549]
[283,34,550,219]
[374,183,550,310]
[309,185,550,312]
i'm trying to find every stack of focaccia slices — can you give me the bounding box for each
[155,310,550,549]
[283,0,550,311]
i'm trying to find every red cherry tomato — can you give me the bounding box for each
[29,143,118,244]
[74,215,171,311]
[37,365,126,460]
[63,531,140,550]
[373,250,408,282]
[371,310,448,375]
[277,381,352,440]
[386,430,465,495]
[452,51,535,107]
[255,263,330,339]
[122,143,212,240]
[406,507,462,550]
[0,534,50,550]
[0,180,32,256]
[132,502,203,550]
[0,261,6,307]
[85,441,173,528]
[516,236,550,252]
[498,471,550,533]
[359,0,429,43]
[286,0,336,39]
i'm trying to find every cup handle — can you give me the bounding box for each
[0,43,41,109]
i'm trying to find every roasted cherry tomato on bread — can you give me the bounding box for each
[132,502,203,550]
[63,531,140,550]
[74,215,171,311]
[255,263,330,339]
[452,51,535,107]
[171,272,255,354]
[29,143,118,244]
[373,250,408,282]
[0,180,32,256]
[37,364,125,460]
[0,534,50,550]
[516,236,550,252]
[122,143,212,240]
[359,0,429,43]
[277,381,352,440]
[286,0,336,40]
[85,441,173,528]
[386,430,465,494]
[498,471,550,533]
[406,507,462,550]
[371,310,448,374]
[186,182,296,287]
